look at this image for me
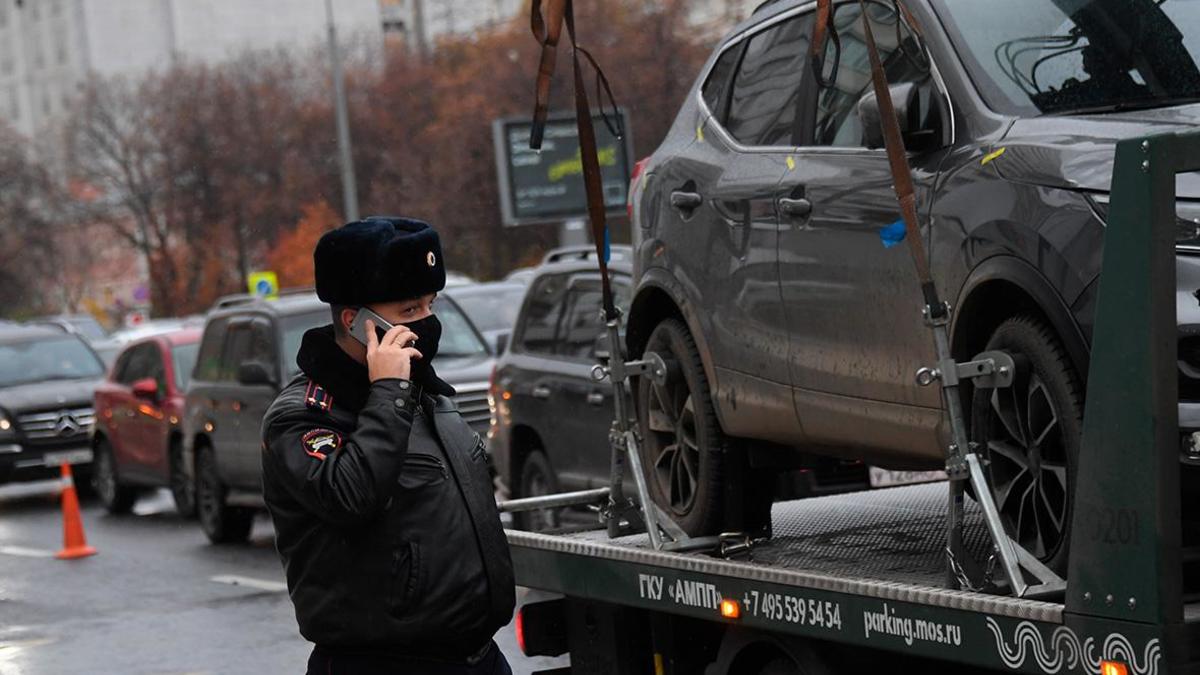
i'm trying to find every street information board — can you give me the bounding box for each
[492,110,633,226]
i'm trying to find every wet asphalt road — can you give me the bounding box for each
[0,481,568,675]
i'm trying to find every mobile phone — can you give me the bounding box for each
[348,307,394,346]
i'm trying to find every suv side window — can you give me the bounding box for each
[811,2,935,147]
[247,319,277,373]
[557,278,631,361]
[725,13,815,146]
[195,317,229,382]
[701,42,743,121]
[112,348,137,384]
[117,343,154,385]
[518,274,568,355]
[219,321,254,382]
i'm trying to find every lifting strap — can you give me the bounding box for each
[529,0,622,322]
[811,0,945,318]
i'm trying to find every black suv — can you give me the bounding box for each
[184,291,495,543]
[0,324,105,485]
[628,0,1200,570]
[489,252,634,529]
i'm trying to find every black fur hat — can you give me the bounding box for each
[314,216,446,305]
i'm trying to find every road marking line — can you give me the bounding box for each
[209,575,287,593]
[0,546,54,558]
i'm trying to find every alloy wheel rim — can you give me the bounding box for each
[646,375,701,515]
[984,372,1069,560]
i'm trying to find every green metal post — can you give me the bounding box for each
[1066,133,1187,625]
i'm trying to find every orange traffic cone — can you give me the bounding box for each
[55,463,97,560]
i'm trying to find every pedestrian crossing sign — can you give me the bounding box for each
[248,271,279,299]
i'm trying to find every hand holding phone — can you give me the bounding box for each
[352,309,422,382]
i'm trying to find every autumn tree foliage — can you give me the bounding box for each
[17,0,708,318]
[268,201,341,289]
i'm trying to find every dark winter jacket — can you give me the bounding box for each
[261,326,515,660]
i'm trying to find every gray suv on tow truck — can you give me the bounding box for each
[627,0,1200,575]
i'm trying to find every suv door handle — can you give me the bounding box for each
[532,386,552,400]
[586,391,605,406]
[670,190,703,211]
[778,197,813,218]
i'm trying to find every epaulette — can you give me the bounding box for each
[304,380,334,414]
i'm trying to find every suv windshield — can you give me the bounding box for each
[932,0,1200,115]
[172,342,200,389]
[282,312,329,378]
[451,288,526,333]
[438,299,488,359]
[0,336,105,387]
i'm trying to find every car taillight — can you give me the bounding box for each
[515,607,527,655]
[627,157,650,220]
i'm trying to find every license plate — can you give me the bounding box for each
[868,467,947,488]
[42,449,93,467]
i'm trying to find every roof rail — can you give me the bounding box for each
[211,294,260,310]
[542,244,633,265]
[211,286,317,310]
[752,0,784,14]
[278,286,316,298]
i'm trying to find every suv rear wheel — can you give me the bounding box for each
[195,445,253,544]
[93,438,137,515]
[970,315,1082,574]
[636,319,727,535]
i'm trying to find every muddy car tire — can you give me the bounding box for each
[970,315,1082,575]
[93,438,137,515]
[195,446,253,544]
[514,450,561,532]
[636,319,727,536]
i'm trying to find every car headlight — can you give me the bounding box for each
[0,414,12,436]
[1086,193,1200,249]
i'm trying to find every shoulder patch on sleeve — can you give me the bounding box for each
[301,428,342,460]
[304,380,334,414]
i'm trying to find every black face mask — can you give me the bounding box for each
[401,314,442,389]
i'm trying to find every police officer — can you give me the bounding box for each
[261,217,515,674]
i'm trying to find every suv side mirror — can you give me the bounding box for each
[857,82,938,152]
[494,332,510,356]
[131,378,159,401]
[237,361,277,387]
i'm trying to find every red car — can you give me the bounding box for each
[91,328,201,515]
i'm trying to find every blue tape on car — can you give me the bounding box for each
[880,219,907,248]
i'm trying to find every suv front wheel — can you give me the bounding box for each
[636,319,728,535]
[93,438,138,515]
[195,445,254,544]
[970,315,1082,575]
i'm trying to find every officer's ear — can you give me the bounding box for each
[332,305,356,338]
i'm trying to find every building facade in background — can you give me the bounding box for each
[687,0,763,38]
[0,0,383,140]
[378,0,762,54]
[379,0,524,53]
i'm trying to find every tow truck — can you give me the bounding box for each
[496,128,1200,673]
